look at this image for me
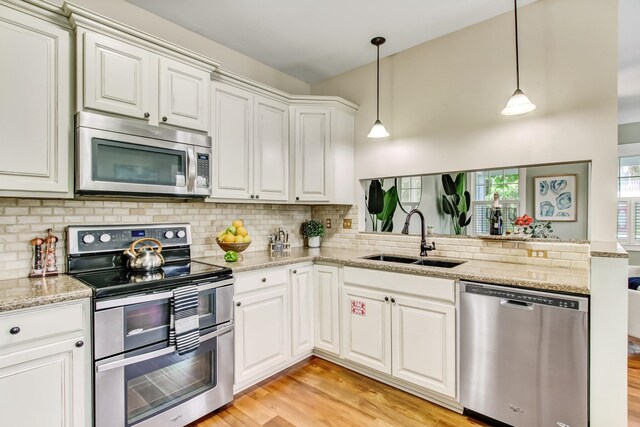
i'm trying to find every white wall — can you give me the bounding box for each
[312,0,618,242]
[48,0,310,94]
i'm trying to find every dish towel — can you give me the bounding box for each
[169,285,200,355]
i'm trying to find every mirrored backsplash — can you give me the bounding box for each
[362,161,590,241]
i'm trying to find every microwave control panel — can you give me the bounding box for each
[196,153,210,188]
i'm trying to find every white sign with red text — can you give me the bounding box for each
[351,300,366,316]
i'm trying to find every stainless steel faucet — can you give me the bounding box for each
[401,209,436,256]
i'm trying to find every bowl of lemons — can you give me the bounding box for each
[216,219,252,253]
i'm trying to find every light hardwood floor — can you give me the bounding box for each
[189,357,486,427]
[630,348,640,426]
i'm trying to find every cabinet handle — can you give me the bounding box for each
[75,341,84,348]
[162,116,168,122]
[261,278,267,283]
[293,270,297,274]
[236,302,241,307]
[9,326,20,335]
[391,298,396,303]
[255,195,260,199]
[295,197,300,201]
[384,297,389,302]
[250,195,255,199]
[143,112,150,118]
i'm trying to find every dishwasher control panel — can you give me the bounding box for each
[464,283,582,310]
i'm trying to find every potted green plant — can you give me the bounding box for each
[304,220,324,248]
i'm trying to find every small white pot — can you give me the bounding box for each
[308,236,321,248]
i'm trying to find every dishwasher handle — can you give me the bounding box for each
[500,298,534,310]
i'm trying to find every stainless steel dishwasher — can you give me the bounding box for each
[460,281,589,427]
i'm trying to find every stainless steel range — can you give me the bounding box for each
[67,224,234,427]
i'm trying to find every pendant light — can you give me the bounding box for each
[501,0,536,116]
[368,36,390,138]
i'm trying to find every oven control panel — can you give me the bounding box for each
[67,223,192,254]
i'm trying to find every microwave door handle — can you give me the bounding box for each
[95,324,234,373]
[187,147,196,193]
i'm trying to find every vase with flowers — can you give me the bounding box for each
[513,214,558,239]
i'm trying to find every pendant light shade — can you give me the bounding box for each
[501,0,536,116]
[368,36,389,138]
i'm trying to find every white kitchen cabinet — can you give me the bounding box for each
[313,265,341,355]
[290,265,314,357]
[0,3,72,196]
[234,287,291,386]
[210,81,289,201]
[341,286,392,374]
[290,104,355,204]
[0,299,91,427]
[392,295,456,398]
[80,29,212,131]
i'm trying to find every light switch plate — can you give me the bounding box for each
[343,219,352,229]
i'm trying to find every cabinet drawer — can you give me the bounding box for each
[235,268,288,295]
[0,302,84,348]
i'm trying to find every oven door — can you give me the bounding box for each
[95,325,233,427]
[94,279,234,360]
[76,126,199,196]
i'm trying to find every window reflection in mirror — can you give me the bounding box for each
[363,161,590,241]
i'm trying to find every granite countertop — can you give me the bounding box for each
[0,275,92,313]
[589,241,629,259]
[195,247,590,295]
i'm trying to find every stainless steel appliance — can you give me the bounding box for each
[460,281,589,427]
[75,111,211,198]
[67,224,234,427]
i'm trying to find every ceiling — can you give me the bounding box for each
[126,0,536,83]
[619,0,640,125]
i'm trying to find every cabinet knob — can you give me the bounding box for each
[293,270,297,274]
[75,341,84,348]
[391,298,396,303]
[162,116,168,122]
[384,297,389,302]
[236,302,241,307]
[143,112,150,118]
[295,197,300,201]
[250,195,255,199]
[255,195,260,199]
[261,278,267,283]
[9,326,20,335]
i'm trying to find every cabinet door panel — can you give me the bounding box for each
[210,84,253,199]
[254,96,289,201]
[84,32,151,120]
[291,266,314,357]
[159,57,209,131]
[392,296,456,397]
[342,286,391,374]
[234,288,290,384]
[0,6,70,194]
[314,265,340,355]
[0,337,85,427]
[294,108,330,202]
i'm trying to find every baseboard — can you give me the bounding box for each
[312,349,463,414]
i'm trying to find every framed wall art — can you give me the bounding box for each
[534,174,577,221]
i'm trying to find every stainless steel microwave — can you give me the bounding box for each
[75,112,211,198]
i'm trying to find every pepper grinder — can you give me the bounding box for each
[29,237,45,276]
[43,228,59,275]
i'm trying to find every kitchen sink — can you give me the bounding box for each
[362,254,466,269]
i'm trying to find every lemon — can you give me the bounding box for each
[216,230,227,242]
[243,235,251,243]
[234,235,244,243]
[232,219,244,229]
[223,234,235,243]
[236,226,248,237]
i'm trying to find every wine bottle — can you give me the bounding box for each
[489,192,503,235]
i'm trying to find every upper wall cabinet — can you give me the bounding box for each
[0,2,72,197]
[290,103,356,204]
[67,3,218,133]
[210,79,289,202]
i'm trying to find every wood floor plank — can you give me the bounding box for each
[263,415,296,427]
[232,394,278,425]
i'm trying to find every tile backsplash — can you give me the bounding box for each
[0,198,312,280]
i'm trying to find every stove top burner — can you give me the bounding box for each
[73,260,231,298]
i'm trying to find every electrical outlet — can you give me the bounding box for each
[326,219,332,229]
[343,219,352,229]
[527,249,547,258]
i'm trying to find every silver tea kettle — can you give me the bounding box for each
[123,238,165,272]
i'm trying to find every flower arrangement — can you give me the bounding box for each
[513,214,558,239]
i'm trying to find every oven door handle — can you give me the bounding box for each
[198,278,234,291]
[95,324,234,373]
[96,290,175,310]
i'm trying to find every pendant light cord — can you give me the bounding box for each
[376,44,380,121]
[514,0,520,90]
